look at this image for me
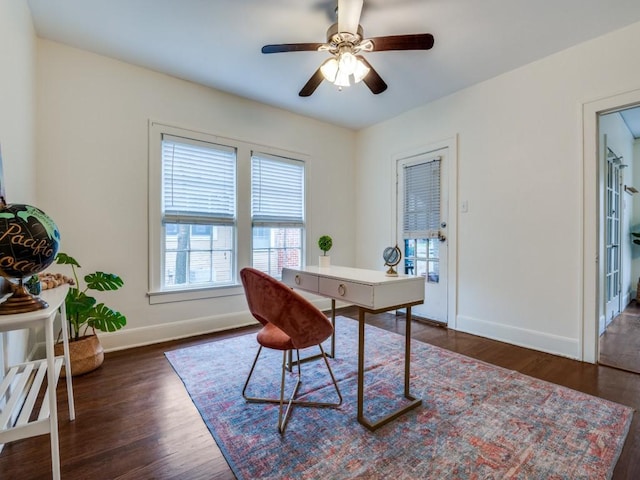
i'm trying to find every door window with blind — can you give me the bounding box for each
[400,156,441,283]
[251,153,305,278]
[161,135,236,289]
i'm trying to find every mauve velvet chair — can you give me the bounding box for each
[240,267,342,433]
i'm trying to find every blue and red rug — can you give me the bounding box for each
[165,317,633,479]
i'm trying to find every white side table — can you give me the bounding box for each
[0,285,75,480]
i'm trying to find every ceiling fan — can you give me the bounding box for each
[261,0,434,97]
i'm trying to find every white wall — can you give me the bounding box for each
[0,0,37,369]
[355,21,640,359]
[35,40,356,350]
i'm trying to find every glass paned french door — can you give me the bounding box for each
[605,154,622,322]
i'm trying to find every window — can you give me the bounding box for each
[401,157,441,283]
[148,122,309,303]
[161,135,236,289]
[251,153,304,278]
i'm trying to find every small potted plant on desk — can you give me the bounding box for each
[53,252,126,376]
[318,235,332,268]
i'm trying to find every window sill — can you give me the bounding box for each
[147,284,244,304]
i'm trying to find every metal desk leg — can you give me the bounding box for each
[330,299,336,358]
[357,306,422,431]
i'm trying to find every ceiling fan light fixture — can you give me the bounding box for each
[320,50,370,88]
[352,57,370,83]
[338,51,357,76]
[320,57,339,82]
[334,68,351,87]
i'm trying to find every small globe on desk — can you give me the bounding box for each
[0,203,60,314]
[383,245,402,277]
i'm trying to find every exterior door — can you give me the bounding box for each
[605,144,622,325]
[397,148,448,323]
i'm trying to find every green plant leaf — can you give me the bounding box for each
[85,272,124,291]
[58,254,127,337]
[65,288,96,317]
[55,252,81,267]
[87,303,127,332]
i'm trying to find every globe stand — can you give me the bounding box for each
[0,279,48,315]
[385,265,399,277]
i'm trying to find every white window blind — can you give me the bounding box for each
[251,152,304,227]
[403,157,441,238]
[162,134,236,224]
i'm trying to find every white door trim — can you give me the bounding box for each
[390,135,458,328]
[582,89,640,363]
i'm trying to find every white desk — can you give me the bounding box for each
[0,285,75,480]
[282,265,424,431]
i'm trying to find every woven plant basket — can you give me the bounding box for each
[54,334,104,377]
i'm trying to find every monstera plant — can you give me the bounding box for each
[53,253,126,376]
[55,252,126,340]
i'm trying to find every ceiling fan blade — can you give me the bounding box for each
[357,57,387,95]
[369,33,434,51]
[262,43,324,54]
[338,0,363,35]
[299,68,325,97]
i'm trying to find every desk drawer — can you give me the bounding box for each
[319,278,374,308]
[282,269,319,293]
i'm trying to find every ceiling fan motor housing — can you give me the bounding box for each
[326,23,364,48]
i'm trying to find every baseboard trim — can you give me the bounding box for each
[98,311,258,352]
[456,315,580,360]
[96,298,336,352]
[599,315,606,336]
[32,298,338,355]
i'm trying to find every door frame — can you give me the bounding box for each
[582,89,640,363]
[390,135,458,328]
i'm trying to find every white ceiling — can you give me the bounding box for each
[26,0,640,130]
[620,108,640,139]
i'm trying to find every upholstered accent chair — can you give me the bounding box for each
[239,267,342,433]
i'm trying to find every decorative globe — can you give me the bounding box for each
[0,203,60,279]
[383,245,402,277]
[383,246,401,267]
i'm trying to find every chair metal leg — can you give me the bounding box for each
[242,344,343,434]
[277,350,301,433]
[317,344,343,407]
[242,345,264,401]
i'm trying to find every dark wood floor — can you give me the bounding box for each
[1,307,639,479]
[600,302,640,374]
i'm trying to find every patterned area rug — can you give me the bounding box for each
[165,317,633,479]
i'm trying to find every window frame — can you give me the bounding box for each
[148,121,309,304]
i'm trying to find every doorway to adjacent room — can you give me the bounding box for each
[597,106,640,373]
